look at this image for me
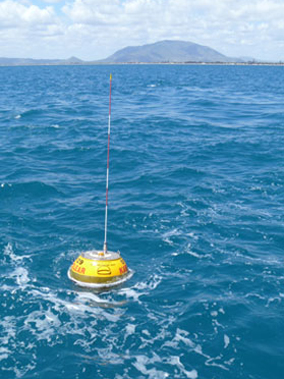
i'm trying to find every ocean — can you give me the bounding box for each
[0,64,283,378]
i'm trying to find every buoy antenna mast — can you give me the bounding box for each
[103,73,112,255]
[68,73,132,287]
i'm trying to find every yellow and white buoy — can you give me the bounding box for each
[68,250,130,288]
[68,74,132,288]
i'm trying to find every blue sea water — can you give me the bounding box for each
[0,64,283,379]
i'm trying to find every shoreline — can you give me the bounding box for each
[0,61,283,67]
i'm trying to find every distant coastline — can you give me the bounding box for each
[0,61,283,67]
[1,40,283,67]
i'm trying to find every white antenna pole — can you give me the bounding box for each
[103,74,112,255]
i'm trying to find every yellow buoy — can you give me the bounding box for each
[68,74,132,288]
[68,250,131,288]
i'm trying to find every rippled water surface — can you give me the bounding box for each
[0,64,284,378]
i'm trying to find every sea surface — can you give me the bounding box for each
[0,64,283,379]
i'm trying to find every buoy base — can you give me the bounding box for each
[68,250,132,288]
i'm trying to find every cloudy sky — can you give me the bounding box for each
[0,0,283,61]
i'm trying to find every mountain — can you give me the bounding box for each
[102,40,241,63]
[0,56,83,65]
[64,56,84,63]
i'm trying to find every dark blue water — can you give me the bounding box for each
[0,64,284,379]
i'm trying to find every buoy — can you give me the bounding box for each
[68,250,131,288]
[68,74,132,288]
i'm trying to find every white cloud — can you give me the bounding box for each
[0,0,64,58]
[60,0,284,60]
[0,0,284,60]
[43,0,64,3]
[0,0,56,27]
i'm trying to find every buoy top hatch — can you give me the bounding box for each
[82,250,120,260]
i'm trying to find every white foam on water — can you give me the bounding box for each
[14,362,37,378]
[167,356,198,379]
[244,292,266,300]
[3,243,31,263]
[186,250,200,258]
[1,251,32,290]
[18,286,126,350]
[162,329,208,364]
[0,316,17,347]
[0,347,10,361]
[119,288,145,303]
[24,309,61,342]
[45,309,61,326]
[76,291,125,306]
[4,242,13,258]
[225,357,235,366]
[97,350,124,365]
[162,228,181,246]
[265,296,281,307]
[205,356,229,371]
[134,273,162,291]
[175,328,195,348]
[185,249,211,259]
[132,354,168,379]
[224,334,230,349]
[166,327,233,372]
[187,232,198,240]
[142,329,151,336]
[174,329,208,359]
[119,273,162,304]
[74,337,96,352]
[29,287,122,324]
[125,323,136,339]
[73,293,119,319]
[15,115,21,119]
[164,238,174,246]
[235,251,282,267]
[170,243,211,259]
[12,267,30,286]
[65,303,81,311]
[140,320,174,350]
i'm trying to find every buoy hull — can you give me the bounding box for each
[68,250,131,287]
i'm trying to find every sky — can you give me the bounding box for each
[0,0,283,61]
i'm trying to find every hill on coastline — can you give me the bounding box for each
[0,41,249,65]
[0,56,83,65]
[101,40,241,63]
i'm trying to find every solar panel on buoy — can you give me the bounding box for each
[68,74,132,288]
